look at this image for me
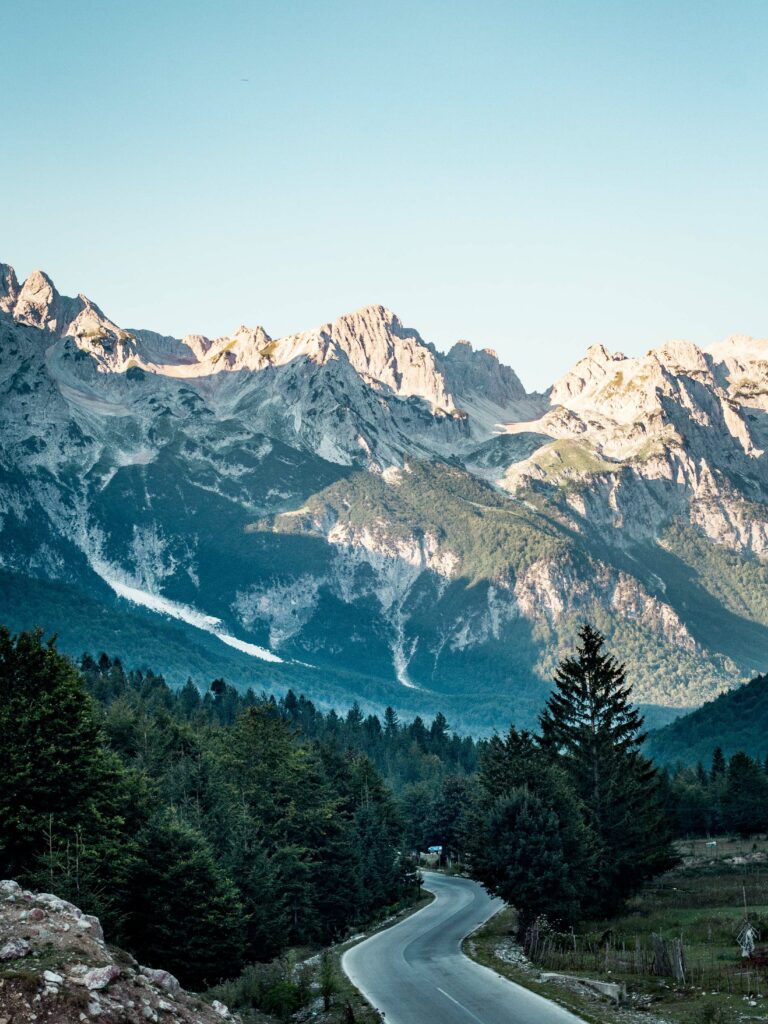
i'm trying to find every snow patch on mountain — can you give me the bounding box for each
[92,558,283,663]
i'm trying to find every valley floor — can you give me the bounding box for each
[465,837,768,1024]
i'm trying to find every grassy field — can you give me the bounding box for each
[466,837,768,1024]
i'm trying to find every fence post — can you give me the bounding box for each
[671,938,686,985]
[652,933,672,977]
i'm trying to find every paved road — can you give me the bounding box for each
[342,871,582,1024]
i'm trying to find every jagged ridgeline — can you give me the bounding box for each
[2,261,768,729]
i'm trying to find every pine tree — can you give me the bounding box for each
[346,702,364,731]
[711,746,726,780]
[429,712,449,749]
[178,677,202,718]
[471,790,584,932]
[723,753,768,836]
[0,627,135,929]
[539,623,677,915]
[126,811,246,988]
[383,706,400,736]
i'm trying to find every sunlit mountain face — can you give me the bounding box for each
[3,260,768,730]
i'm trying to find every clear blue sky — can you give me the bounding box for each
[3,0,767,389]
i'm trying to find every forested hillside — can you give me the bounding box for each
[646,672,768,765]
[0,629,477,993]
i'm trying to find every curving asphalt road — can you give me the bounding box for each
[342,871,583,1024]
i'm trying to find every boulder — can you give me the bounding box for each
[84,914,104,940]
[140,968,181,995]
[84,966,121,990]
[35,892,81,916]
[0,938,31,960]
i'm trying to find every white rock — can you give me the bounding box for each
[84,965,120,990]
[0,939,31,960]
[140,967,181,995]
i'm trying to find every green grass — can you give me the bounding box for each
[260,341,279,359]
[466,838,768,1023]
[527,439,618,484]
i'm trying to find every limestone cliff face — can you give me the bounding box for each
[2,258,768,725]
[0,263,20,312]
[440,340,527,407]
[499,335,768,565]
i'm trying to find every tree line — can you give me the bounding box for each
[663,747,768,838]
[1,628,453,990]
[4,622,765,998]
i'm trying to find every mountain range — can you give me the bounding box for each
[2,261,767,730]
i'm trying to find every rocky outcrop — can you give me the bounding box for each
[440,340,527,408]
[0,264,19,313]
[320,305,456,411]
[3,256,768,723]
[0,880,239,1024]
[7,270,123,346]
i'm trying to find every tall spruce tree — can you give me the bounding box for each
[723,753,768,836]
[539,624,677,915]
[467,726,594,931]
[125,810,246,988]
[711,746,726,779]
[0,628,137,929]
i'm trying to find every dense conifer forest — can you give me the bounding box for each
[0,627,482,992]
[646,670,768,765]
[2,623,767,1016]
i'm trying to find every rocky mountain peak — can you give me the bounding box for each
[549,342,625,406]
[14,269,62,331]
[652,338,710,375]
[441,338,527,408]
[708,334,768,374]
[203,324,274,370]
[326,303,416,354]
[584,342,614,362]
[233,323,271,343]
[1,264,123,349]
[314,304,456,411]
[0,263,20,312]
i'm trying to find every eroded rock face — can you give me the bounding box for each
[0,880,239,1024]
[2,258,768,722]
[441,339,528,408]
[0,263,19,312]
